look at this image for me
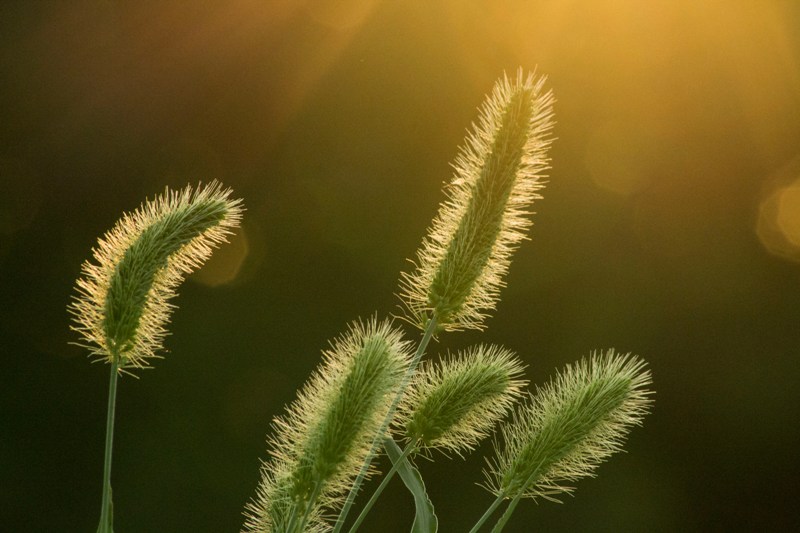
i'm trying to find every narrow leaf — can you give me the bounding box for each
[384,437,438,533]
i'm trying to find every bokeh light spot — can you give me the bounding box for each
[190,225,249,287]
[757,175,800,262]
[776,185,800,247]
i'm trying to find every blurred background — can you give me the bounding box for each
[2,1,799,531]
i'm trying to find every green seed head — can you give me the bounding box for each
[243,318,413,532]
[399,345,526,455]
[486,350,653,501]
[70,182,243,371]
[399,69,555,332]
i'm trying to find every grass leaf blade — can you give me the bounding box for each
[383,436,438,533]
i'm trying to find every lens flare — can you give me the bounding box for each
[757,171,800,262]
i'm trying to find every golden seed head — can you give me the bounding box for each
[399,69,555,332]
[69,181,243,371]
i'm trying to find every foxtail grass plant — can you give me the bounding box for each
[332,68,556,533]
[473,351,653,532]
[71,182,242,533]
[72,69,654,532]
[242,69,652,532]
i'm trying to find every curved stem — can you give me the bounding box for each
[348,441,417,533]
[97,360,120,533]
[468,492,505,533]
[333,314,438,533]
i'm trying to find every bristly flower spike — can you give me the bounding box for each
[243,318,413,533]
[486,350,653,503]
[398,345,526,456]
[399,69,555,332]
[70,181,243,371]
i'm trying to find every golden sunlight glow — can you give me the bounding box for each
[777,185,800,247]
[303,0,381,30]
[585,121,653,196]
[758,173,800,262]
[440,1,800,176]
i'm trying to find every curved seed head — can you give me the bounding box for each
[70,181,243,371]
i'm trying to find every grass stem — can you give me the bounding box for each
[348,440,417,533]
[490,494,522,533]
[296,482,321,533]
[284,501,299,533]
[333,314,438,533]
[96,359,120,533]
[468,492,505,533]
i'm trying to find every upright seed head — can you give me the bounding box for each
[486,350,653,502]
[69,181,243,371]
[399,69,555,332]
[398,345,526,455]
[243,318,413,533]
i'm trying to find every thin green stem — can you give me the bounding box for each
[296,482,322,533]
[333,314,438,533]
[348,440,417,533]
[486,462,543,533]
[285,501,299,533]
[96,359,120,533]
[468,492,505,533]
[490,495,522,533]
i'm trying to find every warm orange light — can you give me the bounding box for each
[304,0,380,30]
[776,185,800,247]
[757,174,800,262]
[585,121,653,196]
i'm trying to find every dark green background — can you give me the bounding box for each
[2,1,799,531]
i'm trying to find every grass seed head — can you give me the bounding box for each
[243,318,413,532]
[399,344,526,455]
[70,181,243,371]
[486,350,653,502]
[399,69,555,332]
